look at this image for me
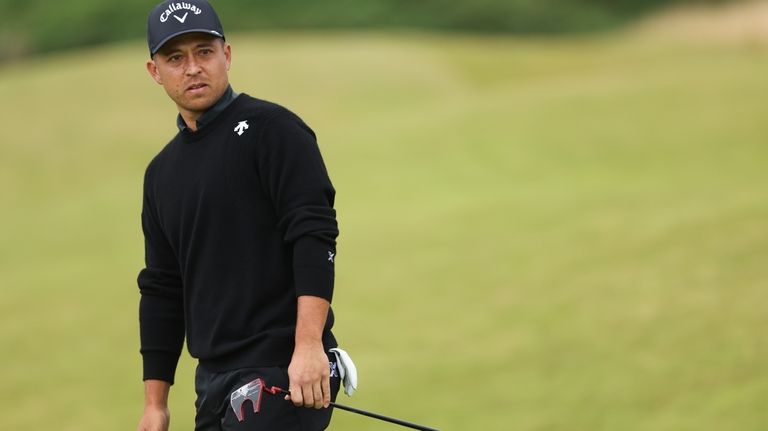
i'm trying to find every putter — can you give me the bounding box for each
[230,378,440,431]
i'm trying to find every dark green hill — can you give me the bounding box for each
[0,0,728,60]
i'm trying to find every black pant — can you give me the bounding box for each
[194,362,340,431]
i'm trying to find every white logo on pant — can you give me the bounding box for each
[327,251,335,263]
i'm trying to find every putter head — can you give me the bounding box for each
[230,378,265,422]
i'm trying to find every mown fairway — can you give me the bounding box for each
[0,27,766,430]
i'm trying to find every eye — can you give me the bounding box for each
[168,54,183,63]
[199,48,213,56]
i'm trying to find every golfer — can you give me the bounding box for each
[136,1,341,430]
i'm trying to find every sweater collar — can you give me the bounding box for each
[176,85,239,132]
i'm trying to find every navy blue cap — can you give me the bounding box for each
[147,0,225,56]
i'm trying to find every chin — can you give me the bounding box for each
[182,96,216,113]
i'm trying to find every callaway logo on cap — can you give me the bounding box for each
[147,0,225,56]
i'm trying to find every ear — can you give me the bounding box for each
[224,43,232,71]
[146,59,163,85]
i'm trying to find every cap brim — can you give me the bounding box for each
[151,29,225,55]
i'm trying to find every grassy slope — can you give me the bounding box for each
[0,29,766,430]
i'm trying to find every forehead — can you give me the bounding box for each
[157,32,221,54]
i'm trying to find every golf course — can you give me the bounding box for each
[0,3,766,430]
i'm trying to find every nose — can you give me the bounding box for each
[185,58,202,76]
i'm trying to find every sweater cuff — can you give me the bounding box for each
[293,236,335,302]
[141,351,181,384]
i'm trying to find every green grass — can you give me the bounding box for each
[0,29,766,430]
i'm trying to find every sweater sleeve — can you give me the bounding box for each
[137,165,185,384]
[255,110,339,302]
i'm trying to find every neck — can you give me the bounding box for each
[176,85,233,132]
[178,108,203,132]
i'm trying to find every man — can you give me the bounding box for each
[137,1,340,430]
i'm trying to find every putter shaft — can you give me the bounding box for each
[329,401,440,431]
[277,388,439,431]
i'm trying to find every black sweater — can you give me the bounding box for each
[137,94,338,383]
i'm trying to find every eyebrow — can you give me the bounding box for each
[159,42,216,56]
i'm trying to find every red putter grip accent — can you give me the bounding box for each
[265,386,288,395]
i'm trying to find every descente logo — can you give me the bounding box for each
[160,2,202,22]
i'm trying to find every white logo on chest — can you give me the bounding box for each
[234,120,249,136]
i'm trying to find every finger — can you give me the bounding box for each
[312,381,323,409]
[303,384,315,408]
[322,374,331,408]
[296,385,312,407]
[290,386,303,407]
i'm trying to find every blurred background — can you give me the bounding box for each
[0,0,766,430]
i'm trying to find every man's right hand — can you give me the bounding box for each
[137,379,172,431]
[137,405,170,431]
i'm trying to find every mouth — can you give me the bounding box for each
[186,83,208,93]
